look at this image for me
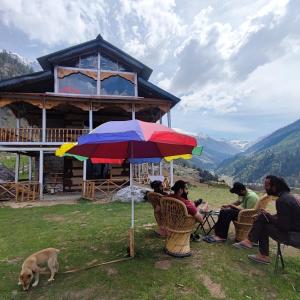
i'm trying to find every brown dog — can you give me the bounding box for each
[18,248,60,290]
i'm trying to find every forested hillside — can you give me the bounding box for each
[218,119,300,186]
[0,50,33,80]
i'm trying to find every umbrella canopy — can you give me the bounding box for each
[68,120,197,159]
[61,120,198,257]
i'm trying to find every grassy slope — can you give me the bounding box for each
[1,185,300,300]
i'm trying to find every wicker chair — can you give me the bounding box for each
[147,192,167,237]
[233,194,277,241]
[160,197,196,257]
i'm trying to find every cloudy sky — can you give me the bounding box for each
[0,0,299,141]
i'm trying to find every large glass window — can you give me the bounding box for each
[80,53,98,69]
[56,51,136,96]
[100,54,130,72]
[58,72,97,95]
[101,75,135,96]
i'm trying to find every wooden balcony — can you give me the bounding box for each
[0,128,89,143]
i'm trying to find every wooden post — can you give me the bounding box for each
[15,153,20,182]
[159,116,163,176]
[42,107,46,142]
[28,156,32,180]
[16,118,20,142]
[132,103,135,120]
[89,103,93,131]
[39,150,44,200]
[167,111,174,186]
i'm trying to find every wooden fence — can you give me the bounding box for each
[82,178,130,201]
[0,181,39,202]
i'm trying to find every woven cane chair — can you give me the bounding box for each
[233,194,277,241]
[147,192,167,237]
[160,197,196,257]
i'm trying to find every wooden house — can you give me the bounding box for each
[0,34,180,201]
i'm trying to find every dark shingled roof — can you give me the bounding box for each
[37,35,153,80]
[0,35,180,106]
[0,71,52,91]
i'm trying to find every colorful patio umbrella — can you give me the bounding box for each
[68,120,196,159]
[61,120,197,256]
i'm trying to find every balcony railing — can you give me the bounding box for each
[0,128,89,143]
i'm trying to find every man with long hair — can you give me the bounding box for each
[233,175,300,264]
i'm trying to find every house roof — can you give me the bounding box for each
[0,35,180,106]
[0,71,53,91]
[37,34,153,80]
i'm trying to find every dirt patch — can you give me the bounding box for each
[1,199,78,208]
[0,256,23,264]
[199,274,225,299]
[44,215,66,222]
[61,288,97,300]
[190,249,203,268]
[105,266,118,276]
[155,260,172,270]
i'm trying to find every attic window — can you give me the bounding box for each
[60,52,98,69]
[100,54,129,72]
[80,53,98,69]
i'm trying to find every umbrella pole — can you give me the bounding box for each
[129,162,135,257]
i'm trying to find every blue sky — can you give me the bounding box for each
[0,0,299,141]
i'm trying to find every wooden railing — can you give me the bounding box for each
[46,128,89,142]
[0,128,89,143]
[82,178,130,201]
[0,128,41,142]
[0,181,39,202]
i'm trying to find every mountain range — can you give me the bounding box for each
[217,118,300,186]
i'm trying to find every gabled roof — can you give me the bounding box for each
[0,35,180,106]
[138,78,180,105]
[0,71,53,92]
[37,34,153,80]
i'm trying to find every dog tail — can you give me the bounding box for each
[54,248,60,253]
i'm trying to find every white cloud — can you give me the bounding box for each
[173,127,197,137]
[0,0,299,139]
[0,0,109,45]
[117,0,185,64]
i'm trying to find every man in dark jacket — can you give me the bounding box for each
[233,175,300,264]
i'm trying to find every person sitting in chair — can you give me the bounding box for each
[233,175,300,265]
[170,180,204,224]
[151,180,169,196]
[206,182,258,243]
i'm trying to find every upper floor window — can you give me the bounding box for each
[56,51,136,96]
[100,73,135,96]
[61,52,98,70]
[100,54,130,72]
[57,68,97,95]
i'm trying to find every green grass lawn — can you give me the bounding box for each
[1,185,300,300]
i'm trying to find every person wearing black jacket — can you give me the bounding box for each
[233,175,300,264]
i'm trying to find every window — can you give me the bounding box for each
[79,53,98,69]
[56,52,136,96]
[101,75,135,96]
[100,54,130,72]
[60,53,98,69]
[58,72,97,95]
